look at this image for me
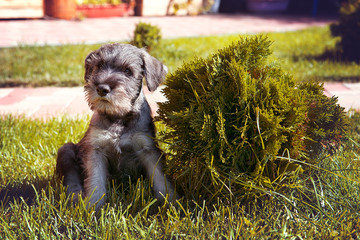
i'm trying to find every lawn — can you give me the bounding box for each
[1,26,360,238]
[0,26,360,87]
[1,114,360,238]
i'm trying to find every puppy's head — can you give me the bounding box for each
[84,43,167,117]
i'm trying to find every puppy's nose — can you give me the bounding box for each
[96,84,111,97]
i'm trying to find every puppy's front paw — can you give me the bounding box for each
[131,132,154,152]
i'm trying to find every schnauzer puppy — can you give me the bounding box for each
[56,43,175,211]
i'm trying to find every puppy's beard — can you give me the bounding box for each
[85,87,133,117]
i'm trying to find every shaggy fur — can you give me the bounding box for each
[56,44,175,211]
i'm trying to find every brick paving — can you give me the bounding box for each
[0,86,165,119]
[323,82,360,111]
[0,14,359,118]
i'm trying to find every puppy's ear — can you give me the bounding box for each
[141,51,168,92]
[84,52,96,82]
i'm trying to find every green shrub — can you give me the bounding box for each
[157,35,348,202]
[330,0,360,61]
[299,82,349,159]
[131,22,162,50]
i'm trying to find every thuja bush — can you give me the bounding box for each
[330,0,360,61]
[131,22,162,50]
[157,35,348,202]
[300,82,349,159]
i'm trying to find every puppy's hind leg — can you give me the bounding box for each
[56,143,84,202]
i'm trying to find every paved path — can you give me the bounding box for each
[0,83,358,119]
[0,86,166,118]
[0,14,359,118]
[323,82,360,112]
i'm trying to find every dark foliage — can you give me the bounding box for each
[331,0,360,61]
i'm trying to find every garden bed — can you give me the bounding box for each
[77,3,133,17]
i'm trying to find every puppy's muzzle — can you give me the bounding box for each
[96,84,111,97]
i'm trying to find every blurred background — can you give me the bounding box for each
[0,0,345,20]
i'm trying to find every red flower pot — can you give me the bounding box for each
[44,0,77,20]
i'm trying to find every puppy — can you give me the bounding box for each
[56,43,175,211]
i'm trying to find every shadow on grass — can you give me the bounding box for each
[292,47,360,82]
[315,75,360,82]
[0,178,55,206]
[0,79,83,88]
[292,47,340,62]
[0,81,28,88]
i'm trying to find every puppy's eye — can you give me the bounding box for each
[124,68,132,76]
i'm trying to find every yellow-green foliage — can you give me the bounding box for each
[131,22,162,50]
[157,35,348,202]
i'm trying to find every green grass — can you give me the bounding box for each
[1,115,360,238]
[1,26,359,87]
[0,44,97,87]
[269,27,360,82]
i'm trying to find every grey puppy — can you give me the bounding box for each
[56,43,175,211]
